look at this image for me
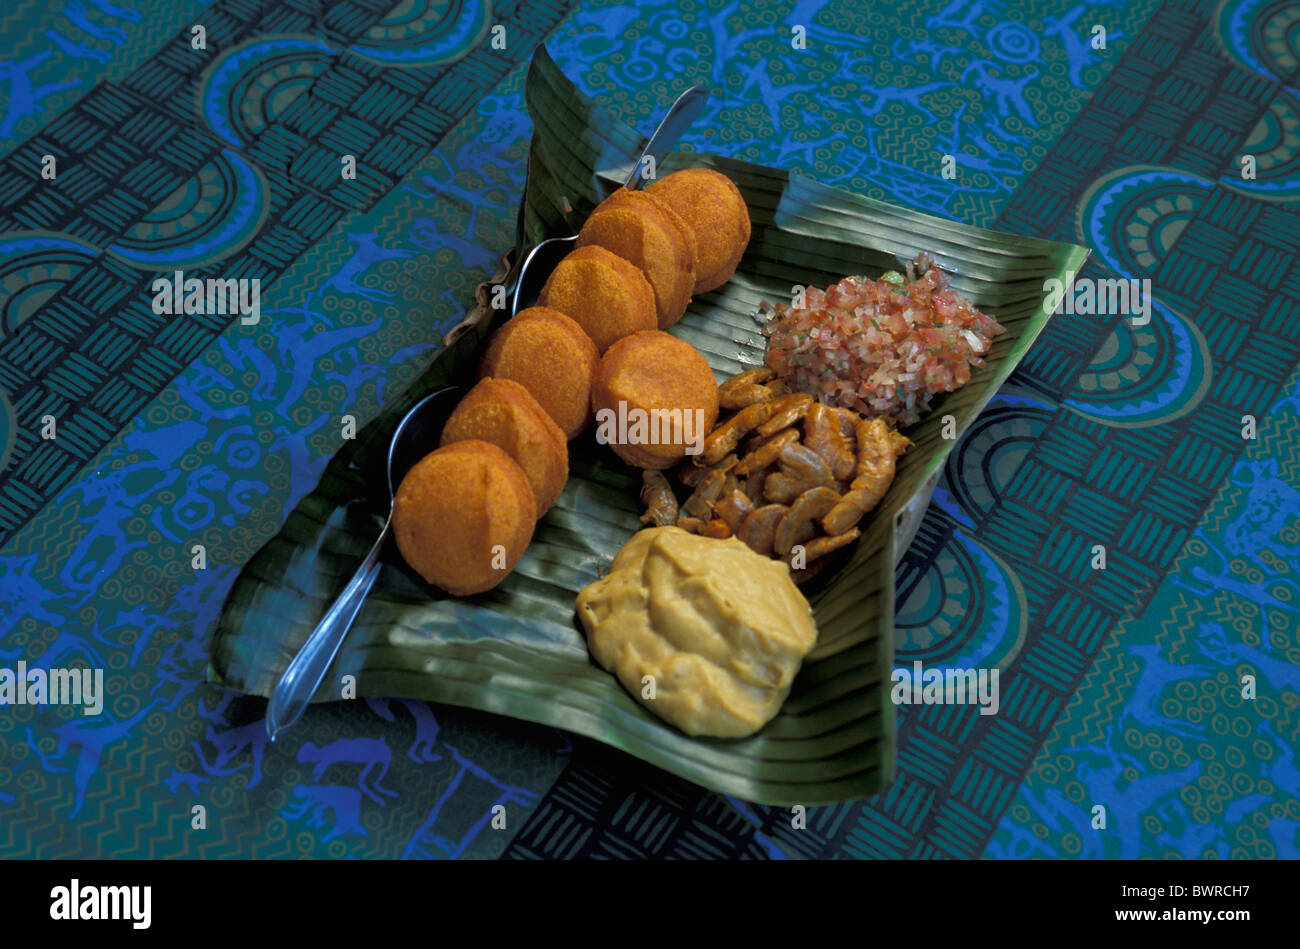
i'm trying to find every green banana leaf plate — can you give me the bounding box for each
[207,46,1090,806]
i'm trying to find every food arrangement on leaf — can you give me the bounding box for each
[387,167,1005,739]
[209,50,1090,800]
[635,257,1006,588]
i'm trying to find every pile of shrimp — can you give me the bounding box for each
[639,367,911,583]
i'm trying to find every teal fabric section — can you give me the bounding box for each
[6,0,1295,859]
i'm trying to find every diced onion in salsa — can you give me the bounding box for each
[761,254,1006,427]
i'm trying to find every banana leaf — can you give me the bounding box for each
[207,46,1090,805]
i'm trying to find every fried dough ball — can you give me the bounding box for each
[591,330,720,470]
[440,378,568,514]
[392,440,536,596]
[646,168,751,294]
[575,189,695,329]
[538,245,657,354]
[479,307,599,439]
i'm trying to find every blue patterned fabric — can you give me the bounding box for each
[1,0,1297,858]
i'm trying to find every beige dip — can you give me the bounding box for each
[575,526,818,738]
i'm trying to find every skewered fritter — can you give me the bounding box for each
[479,306,599,440]
[575,189,696,329]
[440,378,569,515]
[393,440,536,596]
[591,330,720,470]
[645,168,751,295]
[538,244,657,353]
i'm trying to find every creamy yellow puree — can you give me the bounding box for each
[575,525,818,738]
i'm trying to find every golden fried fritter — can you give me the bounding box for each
[440,378,568,514]
[645,168,751,294]
[591,330,720,470]
[538,244,657,354]
[479,306,599,440]
[392,440,536,596]
[575,189,695,329]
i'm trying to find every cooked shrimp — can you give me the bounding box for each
[822,418,911,535]
[789,557,830,585]
[738,462,772,501]
[754,393,813,439]
[787,527,861,582]
[738,504,787,555]
[681,468,727,520]
[639,470,678,526]
[677,516,730,537]
[829,406,861,442]
[777,440,836,490]
[804,403,856,482]
[762,471,803,504]
[681,453,736,487]
[700,518,731,538]
[734,429,799,475]
[715,489,754,536]
[700,401,775,465]
[717,367,775,409]
[796,527,861,562]
[774,486,841,556]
